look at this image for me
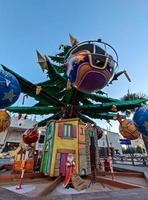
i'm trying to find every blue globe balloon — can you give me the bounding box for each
[133,105,148,137]
[0,69,21,108]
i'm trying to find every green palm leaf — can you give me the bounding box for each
[7,106,59,115]
[2,65,65,107]
[49,55,64,64]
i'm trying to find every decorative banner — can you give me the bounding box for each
[0,69,21,108]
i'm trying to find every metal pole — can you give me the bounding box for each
[105,127,115,180]
[105,127,110,156]
[128,145,135,166]
[105,134,110,156]
[16,146,29,190]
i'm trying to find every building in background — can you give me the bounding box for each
[98,128,123,156]
[98,127,147,157]
[131,135,147,155]
[0,116,147,157]
[0,117,46,152]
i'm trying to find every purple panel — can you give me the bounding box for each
[59,153,68,176]
[79,72,108,93]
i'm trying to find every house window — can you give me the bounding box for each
[39,135,45,143]
[80,128,83,135]
[88,129,94,137]
[64,124,72,138]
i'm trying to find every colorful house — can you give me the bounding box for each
[41,118,100,177]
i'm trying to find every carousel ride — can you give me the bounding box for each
[1,35,146,125]
[0,35,148,193]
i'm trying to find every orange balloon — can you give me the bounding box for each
[119,119,140,140]
[0,110,11,133]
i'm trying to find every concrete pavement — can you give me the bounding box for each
[1,187,148,200]
[113,163,148,173]
[1,164,148,200]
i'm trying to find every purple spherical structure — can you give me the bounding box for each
[65,41,117,93]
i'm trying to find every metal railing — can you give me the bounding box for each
[113,155,148,166]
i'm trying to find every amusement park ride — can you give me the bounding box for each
[0,34,148,192]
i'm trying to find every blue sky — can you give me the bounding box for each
[0,0,148,131]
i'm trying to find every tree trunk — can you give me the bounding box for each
[90,136,96,183]
[142,135,148,154]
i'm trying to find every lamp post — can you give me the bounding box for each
[127,145,135,166]
[104,128,110,156]
[104,127,115,180]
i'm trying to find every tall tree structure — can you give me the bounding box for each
[1,35,147,126]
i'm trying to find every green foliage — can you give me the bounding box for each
[122,147,128,154]
[121,92,147,101]
[49,55,64,64]
[136,145,143,154]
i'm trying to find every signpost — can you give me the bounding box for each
[120,139,131,145]
[120,139,135,166]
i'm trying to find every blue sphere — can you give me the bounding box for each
[0,70,21,108]
[133,105,148,137]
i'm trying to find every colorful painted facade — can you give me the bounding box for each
[41,118,100,177]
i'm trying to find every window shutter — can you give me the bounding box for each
[58,123,64,137]
[72,125,77,138]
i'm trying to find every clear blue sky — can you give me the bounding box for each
[0,0,148,131]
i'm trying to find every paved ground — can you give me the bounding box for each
[1,187,148,200]
[48,188,148,200]
[49,181,120,197]
[113,163,148,173]
[0,164,148,199]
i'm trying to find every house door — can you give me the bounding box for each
[59,153,68,176]
[41,142,50,175]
